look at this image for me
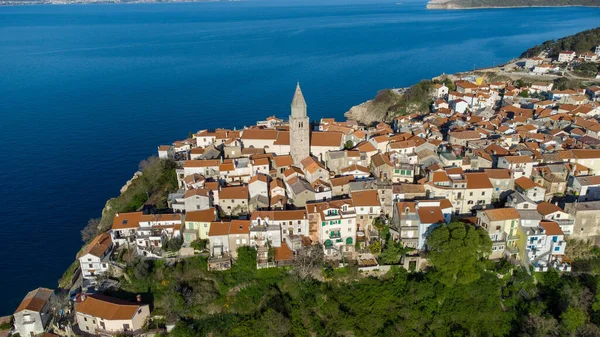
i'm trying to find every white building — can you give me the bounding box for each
[13,288,54,337]
[572,175,600,202]
[558,51,576,63]
[497,156,535,179]
[75,294,150,335]
[78,232,113,281]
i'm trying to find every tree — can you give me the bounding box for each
[521,314,559,337]
[190,239,208,251]
[132,258,151,279]
[369,240,382,256]
[259,309,291,337]
[163,236,183,252]
[81,217,101,242]
[344,140,354,150]
[561,306,586,335]
[379,238,404,265]
[426,221,492,287]
[292,245,324,280]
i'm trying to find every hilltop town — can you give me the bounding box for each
[6,36,600,337]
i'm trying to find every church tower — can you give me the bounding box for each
[289,83,310,166]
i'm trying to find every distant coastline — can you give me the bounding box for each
[426,0,600,9]
[0,0,231,6]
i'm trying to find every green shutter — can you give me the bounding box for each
[322,221,326,226]
[346,237,353,245]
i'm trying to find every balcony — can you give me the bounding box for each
[329,230,342,239]
[341,209,356,216]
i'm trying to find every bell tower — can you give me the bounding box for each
[289,83,310,166]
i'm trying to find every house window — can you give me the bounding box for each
[553,236,558,242]
[481,192,485,196]
[89,264,93,268]
[555,247,560,251]
[496,226,501,231]
[469,192,473,197]
[468,200,474,205]
[523,204,529,209]
[84,317,88,322]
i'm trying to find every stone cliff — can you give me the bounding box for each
[344,89,403,125]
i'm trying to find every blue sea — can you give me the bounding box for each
[0,0,599,313]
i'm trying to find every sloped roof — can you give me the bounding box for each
[540,221,564,236]
[15,288,53,313]
[537,202,564,216]
[465,173,493,189]
[185,208,217,223]
[417,207,445,224]
[75,294,143,321]
[81,232,112,258]
[311,132,343,147]
[483,208,520,221]
[351,190,381,207]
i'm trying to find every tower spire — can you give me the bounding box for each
[289,83,310,165]
[291,82,307,114]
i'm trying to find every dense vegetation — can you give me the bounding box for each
[574,62,600,78]
[432,0,600,9]
[80,156,178,243]
[105,222,600,336]
[521,27,600,58]
[386,79,452,118]
[59,157,177,288]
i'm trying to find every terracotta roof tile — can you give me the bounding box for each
[185,208,217,223]
[208,221,231,236]
[482,207,520,221]
[75,294,143,320]
[417,207,445,224]
[15,288,53,313]
[81,233,112,258]
[537,202,564,216]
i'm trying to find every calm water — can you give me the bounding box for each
[0,0,599,313]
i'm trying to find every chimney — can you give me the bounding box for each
[81,294,86,302]
[136,294,142,303]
